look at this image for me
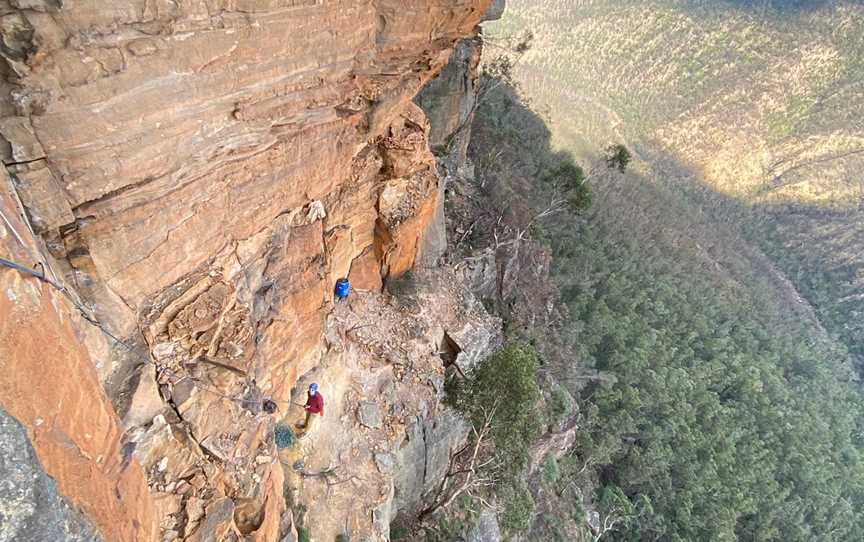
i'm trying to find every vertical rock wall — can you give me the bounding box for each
[414,36,484,266]
[0,407,101,542]
[0,171,158,541]
[0,1,498,540]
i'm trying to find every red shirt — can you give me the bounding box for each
[305,392,324,415]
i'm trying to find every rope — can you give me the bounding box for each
[0,207,28,250]
[0,255,302,410]
[3,176,60,285]
[0,256,134,349]
[183,374,302,409]
[0,256,58,286]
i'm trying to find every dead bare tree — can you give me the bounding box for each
[588,490,646,542]
[517,188,571,237]
[418,402,501,521]
[592,507,627,542]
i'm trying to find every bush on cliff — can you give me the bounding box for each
[436,342,543,535]
[445,341,543,476]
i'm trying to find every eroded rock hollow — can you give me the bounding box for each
[0,1,501,540]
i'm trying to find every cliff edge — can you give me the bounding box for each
[0,1,501,540]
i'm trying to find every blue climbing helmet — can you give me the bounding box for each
[309,383,319,395]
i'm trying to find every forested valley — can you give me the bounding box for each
[423,16,864,537]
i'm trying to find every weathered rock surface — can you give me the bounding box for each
[1,0,493,355]
[466,508,502,542]
[0,267,159,541]
[359,401,384,429]
[0,1,500,540]
[393,409,468,515]
[415,37,484,266]
[280,268,501,541]
[0,407,101,542]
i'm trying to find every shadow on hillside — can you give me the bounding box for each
[634,138,864,363]
[721,0,835,12]
[458,73,864,541]
[465,76,863,368]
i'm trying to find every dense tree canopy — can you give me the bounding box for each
[464,75,864,541]
[556,221,864,540]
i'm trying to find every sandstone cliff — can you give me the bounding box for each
[0,1,501,540]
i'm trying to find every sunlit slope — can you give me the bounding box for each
[490,0,864,360]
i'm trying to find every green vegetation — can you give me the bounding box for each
[490,0,864,380]
[499,480,536,532]
[445,342,543,477]
[547,384,575,429]
[753,214,864,364]
[423,342,543,537]
[297,527,310,542]
[604,144,631,173]
[765,95,817,141]
[542,456,560,486]
[462,62,864,540]
[557,217,864,540]
[541,161,592,212]
[389,524,410,541]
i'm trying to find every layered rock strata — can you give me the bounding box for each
[0,1,499,540]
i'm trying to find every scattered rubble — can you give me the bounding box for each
[276,268,501,541]
[358,402,384,429]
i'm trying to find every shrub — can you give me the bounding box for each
[389,524,410,541]
[543,513,568,542]
[547,385,575,428]
[604,144,631,173]
[445,342,542,475]
[500,480,536,533]
[297,527,310,542]
[541,161,591,213]
[542,456,560,486]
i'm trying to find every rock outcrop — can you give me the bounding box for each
[281,269,500,541]
[414,36,484,267]
[0,407,101,542]
[0,1,501,541]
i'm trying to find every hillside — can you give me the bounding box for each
[490,0,864,363]
[461,1,864,540]
[454,69,864,541]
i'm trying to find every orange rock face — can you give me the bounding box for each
[1,1,494,540]
[0,272,159,541]
[2,169,160,540]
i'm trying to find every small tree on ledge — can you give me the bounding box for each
[604,144,632,173]
[420,343,543,525]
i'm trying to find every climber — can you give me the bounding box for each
[300,383,324,431]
